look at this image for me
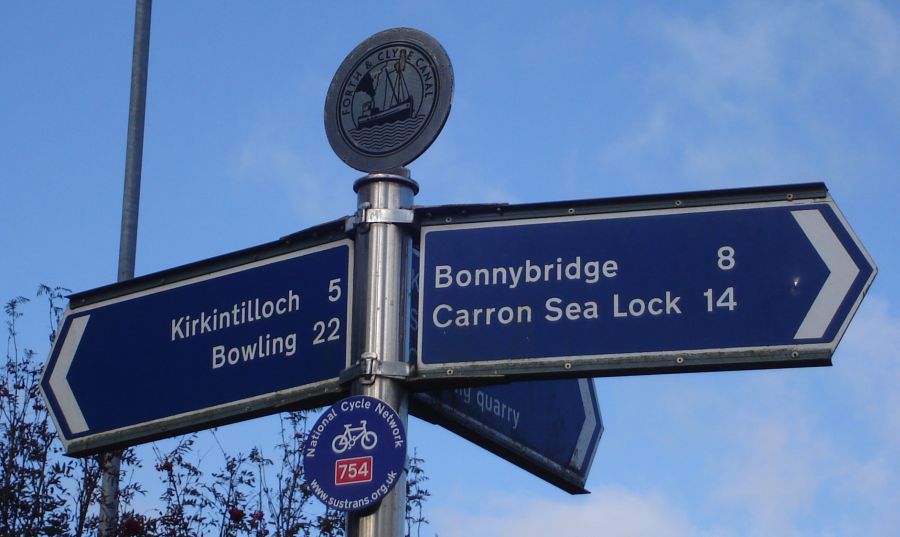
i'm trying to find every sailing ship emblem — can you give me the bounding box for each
[325,28,454,172]
[356,50,415,129]
[346,48,427,153]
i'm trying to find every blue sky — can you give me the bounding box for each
[2,1,899,535]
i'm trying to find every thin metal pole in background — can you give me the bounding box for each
[100,0,152,535]
[117,0,152,283]
[347,170,417,537]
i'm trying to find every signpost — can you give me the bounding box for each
[42,23,878,537]
[41,235,353,456]
[412,378,602,493]
[415,185,876,382]
[322,28,453,537]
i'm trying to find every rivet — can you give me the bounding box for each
[444,217,453,223]
[676,356,685,364]
[675,200,683,207]
[567,208,575,215]
[787,193,794,201]
[791,351,799,358]
[446,368,454,376]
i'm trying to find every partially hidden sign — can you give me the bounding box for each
[304,396,407,512]
[412,378,602,494]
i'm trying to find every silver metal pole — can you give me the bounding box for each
[347,169,418,537]
[100,1,152,535]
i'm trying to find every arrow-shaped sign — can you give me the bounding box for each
[41,239,353,455]
[412,378,602,493]
[414,185,876,382]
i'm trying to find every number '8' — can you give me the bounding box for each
[718,246,735,270]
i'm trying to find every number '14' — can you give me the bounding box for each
[705,287,737,311]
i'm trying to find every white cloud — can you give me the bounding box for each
[222,68,353,225]
[834,0,900,94]
[656,3,787,105]
[711,411,829,536]
[230,133,339,223]
[654,0,900,114]
[705,294,900,536]
[838,295,900,447]
[432,486,728,537]
[595,0,900,190]
[414,121,520,206]
[596,104,670,170]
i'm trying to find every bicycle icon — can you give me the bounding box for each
[332,420,378,453]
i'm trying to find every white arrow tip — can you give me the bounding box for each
[570,379,600,473]
[792,210,859,340]
[49,315,90,434]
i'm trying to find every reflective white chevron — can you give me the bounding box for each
[570,379,601,472]
[49,315,90,434]
[792,210,859,340]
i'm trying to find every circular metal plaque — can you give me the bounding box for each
[325,28,454,172]
[303,396,407,512]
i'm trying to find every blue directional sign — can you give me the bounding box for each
[412,378,602,494]
[416,192,876,381]
[41,240,353,455]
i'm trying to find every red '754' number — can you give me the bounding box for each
[335,456,373,485]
